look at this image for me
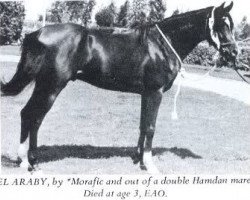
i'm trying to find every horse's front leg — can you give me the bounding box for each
[138,89,163,174]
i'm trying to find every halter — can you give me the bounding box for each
[220,41,236,47]
[205,9,249,83]
[206,7,236,50]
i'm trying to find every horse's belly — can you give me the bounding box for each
[76,72,145,93]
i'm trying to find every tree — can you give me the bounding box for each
[117,0,130,27]
[129,0,148,26]
[38,15,43,22]
[241,23,250,40]
[46,0,96,26]
[0,1,25,45]
[95,3,117,27]
[82,0,96,26]
[46,2,64,23]
[239,16,250,40]
[240,16,247,27]
[172,8,180,16]
[148,0,166,23]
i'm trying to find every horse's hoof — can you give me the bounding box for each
[16,156,22,165]
[132,153,140,164]
[27,164,40,172]
[139,163,160,174]
[30,165,43,175]
[140,164,147,171]
[28,151,38,166]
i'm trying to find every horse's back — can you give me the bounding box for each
[37,23,86,46]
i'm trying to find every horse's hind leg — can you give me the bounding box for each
[17,112,32,168]
[18,79,67,170]
[137,89,162,174]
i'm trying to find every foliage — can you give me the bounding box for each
[0,1,25,45]
[240,24,250,40]
[237,47,250,70]
[46,0,96,26]
[128,0,148,26]
[184,42,217,66]
[172,8,180,16]
[148,0,166,23]
[95,3,117,27]
[117,0,130,27]
[82,0,96,26]
[235,16,250,41]
[94,0,167,27]
[184,42,250,70]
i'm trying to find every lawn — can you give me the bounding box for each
[1,60,249,174]
[0,45,21,56]
[1,45,249,174]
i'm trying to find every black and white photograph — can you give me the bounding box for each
[0,0,249,178]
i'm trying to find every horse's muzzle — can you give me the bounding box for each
[219,45,238,67]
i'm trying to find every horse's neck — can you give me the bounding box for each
[159,9,211,60]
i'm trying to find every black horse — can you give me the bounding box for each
[1,2,237,173]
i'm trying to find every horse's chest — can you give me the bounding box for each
[144,57,179,91]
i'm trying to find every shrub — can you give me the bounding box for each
[0,2,25,45]
[237,46,250,70]
[95,3,116,27]
[95,7,115,27]
[184,41,250,70]
[184,42,217,66]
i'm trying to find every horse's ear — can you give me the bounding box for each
[215,2,226,17]
[218,2,226,10]
[223,1,233,13]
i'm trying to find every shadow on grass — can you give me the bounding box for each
[1,155,19,168]
[1,145,202,168]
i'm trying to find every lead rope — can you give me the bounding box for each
[155,24,218,120]
[155,24,183,120]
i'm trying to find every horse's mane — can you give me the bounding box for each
[161,7,213,24]
[128,6,214,44]
[130,6,213,31]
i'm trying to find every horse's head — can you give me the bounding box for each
[207,1,238,66]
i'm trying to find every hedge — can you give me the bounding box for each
[0,2,25,45]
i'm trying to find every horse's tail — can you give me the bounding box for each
[1,32,43,96]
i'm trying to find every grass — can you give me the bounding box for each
[1,61,250,174]
[0,45,21,56]
[184,64,245,81]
